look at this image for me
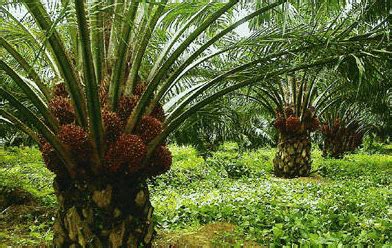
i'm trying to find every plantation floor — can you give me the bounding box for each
[0,145,391,247]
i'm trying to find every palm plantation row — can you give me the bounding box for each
[0,0,390,246]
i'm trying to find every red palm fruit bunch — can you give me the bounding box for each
[118,95,139,123]
[136,116,163,143]
[321,123,330,135]
[49,96,75,124]
[286,115,301,133]
[284,106,294,117]
[105,134,146,173]
[134,83,147,96]
[57,124,90,159]
[302,108,319,132]
[40,142,64,175]
[309,116,320,131]
[274,112,286,132]
[330,121,340,137]
[146,145,172,177]
[53,83,68,98]
[102,110,122,143]
[151,103,166,122]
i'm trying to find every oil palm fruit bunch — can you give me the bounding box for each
[321,118,351,158]
[0,1,293,246]
[43,83,172,179]
[274,105,319,136]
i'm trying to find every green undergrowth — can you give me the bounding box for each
[0,147,55,246]
[0,143,391,247]
[0,147,56,206]
[152,143,392,246]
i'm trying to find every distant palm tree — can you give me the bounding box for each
[320,104,371,158]
[247,72,328,177]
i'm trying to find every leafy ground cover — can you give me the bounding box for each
[0,144,391,247]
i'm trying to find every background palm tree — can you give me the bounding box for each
[247,72,329,178]
[170,96,275,156]
[319,103,372,158]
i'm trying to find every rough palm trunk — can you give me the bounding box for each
[273,134,311,178]
[322,137,345,158]
[52,176,154,247]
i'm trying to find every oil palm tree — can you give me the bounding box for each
[249,72,335,178]
[320,104,371,158]
[320,60,392,158]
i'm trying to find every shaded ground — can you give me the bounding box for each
[0,204,54,247]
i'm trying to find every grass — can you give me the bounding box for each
[0,144,391,247]
[0,147,55,246]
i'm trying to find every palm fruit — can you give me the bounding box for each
[309,117,320,132]
[40,142,64,175]
[49,96,75,124]
[58,124,87,146]
[286,115,301,133]
[105,134,146,173]
[118,95,139,123]
[333,118,341,130]
[284,106,294,117]
[57,124,90,159]
[148,145,172,177]
[321,123,329,135]
[274,116,286,132]
[102,110,122,142]
[137,116,162,143]
[53,83,68,98]
[134,83,147,96]
[151,103,165,122]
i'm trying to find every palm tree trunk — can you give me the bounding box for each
[52,176,154,247]
[273,134,312,178]
[322,136,345,158]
